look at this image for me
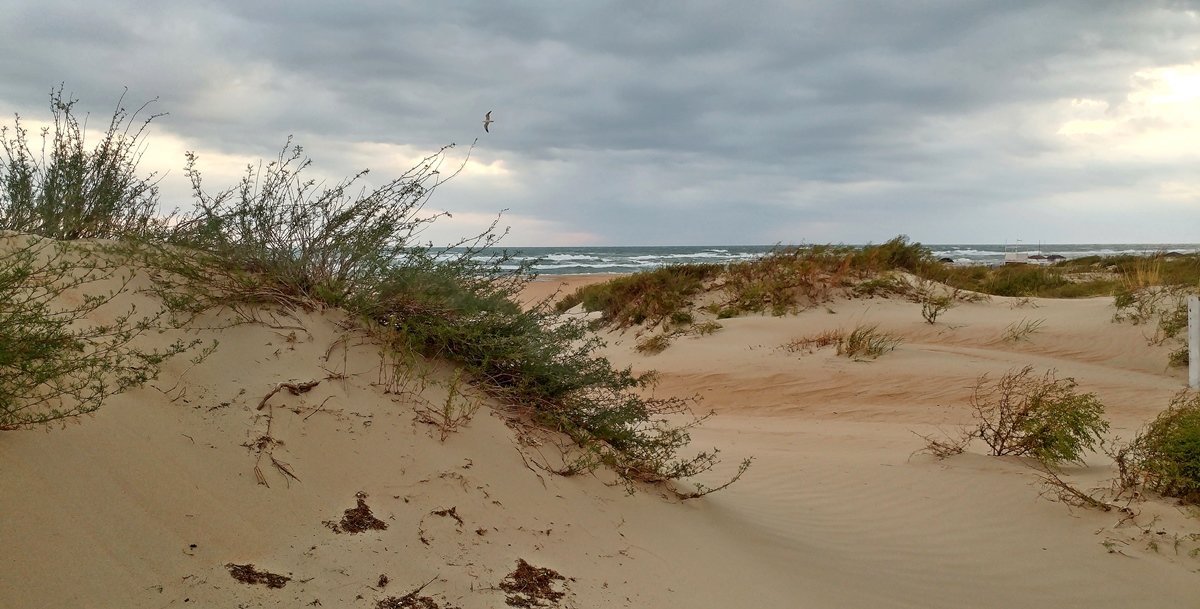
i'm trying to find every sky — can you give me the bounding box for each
[1,1,1199,246]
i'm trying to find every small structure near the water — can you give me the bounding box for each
[1003,243,1052,266]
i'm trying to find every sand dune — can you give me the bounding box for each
[2,269,1197,608]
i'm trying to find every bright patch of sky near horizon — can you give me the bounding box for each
[1,2,1199,246]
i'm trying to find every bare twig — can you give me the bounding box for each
[257,379,320,410]
[303,396,334,421]
[1036,467,1114,512]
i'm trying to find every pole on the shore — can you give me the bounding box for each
[1190,295,1199,389]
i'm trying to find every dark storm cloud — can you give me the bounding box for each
[1,1,1198,244]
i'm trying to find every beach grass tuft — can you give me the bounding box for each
[837,324,901,360]
[1002,318,1046,341]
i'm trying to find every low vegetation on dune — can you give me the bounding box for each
[0,88,748,491]
[554,263,721,327]
[557,235,1197,364]
[1114,392,1200,504]
[919,366,1109,466]
[918,372,1200,521]
[0,235,197,428]
[557,237,938,331]
[561,239,1199,326]
[836,324,902,361]
[1108,257,1199,359]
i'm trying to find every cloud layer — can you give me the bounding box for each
[2,1,1199,245]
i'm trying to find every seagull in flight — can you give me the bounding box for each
[483,110,494,133]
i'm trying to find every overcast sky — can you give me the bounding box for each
[2,1,1199,246]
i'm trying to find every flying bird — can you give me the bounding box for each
[483,110,494,133]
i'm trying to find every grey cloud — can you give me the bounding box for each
[0,0,1198,245]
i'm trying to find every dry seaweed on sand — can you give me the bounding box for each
[376,576,459,609]
[225,563,291,588]
[431,506,464,526]
[499,559,567,608]
[376,593,460,609]
[324,491,387,534]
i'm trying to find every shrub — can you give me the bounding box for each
[144,141,734,488]
[359,263,725,484]
[1168,346,1189,368]
[920,295,953,324]
[1112,285,1196,368]
[0,86,163,240]
[161,139,464,309]
[837,324,901,360]
[1120,392,1200,503]
[1113,286,1190,330]
[0,235,194,428]
[970,366,1108,465]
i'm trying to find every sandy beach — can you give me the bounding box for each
[2,268,1197,609]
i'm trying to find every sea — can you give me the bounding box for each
[457,243,1200,275]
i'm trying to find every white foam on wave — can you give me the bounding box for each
[931,249,997,257]
[542,253,606,262]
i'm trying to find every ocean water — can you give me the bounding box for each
[457,244,1200,275]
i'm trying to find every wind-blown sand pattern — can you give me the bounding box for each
[2,271,1197,608]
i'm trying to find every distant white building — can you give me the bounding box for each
[1003,250,1029,265]
[1003,244,1051,265]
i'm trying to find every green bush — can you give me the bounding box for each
[164,139,464,308]
[1113,286,1196,368]
[970,366,1108,465]
[1122,392,1200,503]
[0,86,163,240]
[356,262,724,483]
[0,235,193,428]
[920,294,953,324]
[147,140,732,487]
